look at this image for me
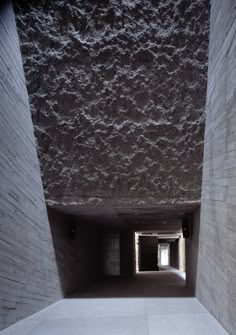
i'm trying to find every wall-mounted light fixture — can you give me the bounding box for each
[68,216,77,240]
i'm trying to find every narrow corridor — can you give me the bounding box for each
[0,270,228,335]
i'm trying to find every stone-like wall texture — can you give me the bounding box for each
[14,0,209,208]
[196,1,236,334]
[0,2,62,330]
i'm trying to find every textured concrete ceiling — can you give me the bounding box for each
[54,202,199,232]
[15,0,209,218]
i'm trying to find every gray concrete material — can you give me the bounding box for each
[196,1,236,334]
[47,208,101,295]
[147,314,227,335]
[186,207,200,294]
[170,239,179,269]
[178,235,185,272]
[0,271,228,335]
[0,2,63,330]
[120,230,134,277]
[102,231,120,276]
[52,203,199,232]
[14,0,209,209]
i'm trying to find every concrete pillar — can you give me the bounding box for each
[170,240,179,269]
[120,230,134,277]
[178,236,185,272]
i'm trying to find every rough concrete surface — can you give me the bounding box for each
[14,0,209,208]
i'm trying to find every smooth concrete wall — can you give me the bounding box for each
[170,240,179,269]
[0,2,62,330]
[102,231,120,276]
[196,1,236,333]
[47,208,101,296]
[186,207,200,294]
[102,230,134,277]
[178,236,185,272]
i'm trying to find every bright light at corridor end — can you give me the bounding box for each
[135,232,185,274]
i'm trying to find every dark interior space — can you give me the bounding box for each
[139,235,158,271]
[70,271,192,299]
[48,208,102,297]
[47,204,199,299]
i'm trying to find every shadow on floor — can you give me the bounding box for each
[69,270,192,298]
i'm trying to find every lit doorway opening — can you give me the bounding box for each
[158,243,170,266]
[135,232,186,275]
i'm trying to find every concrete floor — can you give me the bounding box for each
[0,270,228,335]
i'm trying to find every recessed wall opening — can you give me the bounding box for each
[47,205,192,301]
[135,231,186,279]
[46,205,195,301]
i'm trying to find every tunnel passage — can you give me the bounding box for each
[135,232,185,273]
[48,203,199,298]
[1,0,210,330]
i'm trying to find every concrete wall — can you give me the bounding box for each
[0,2,62,330]
[47,208,101,295]
[102,231,120,276]
[170,240,179,269]
[196,1,236,333]
[186,207,200,293]
[178,236,185,272]
[120,230,134,277]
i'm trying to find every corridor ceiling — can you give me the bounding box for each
[54,202,199,233]
[14,0,209,213]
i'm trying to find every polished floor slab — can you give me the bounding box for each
[0,270,228,335]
